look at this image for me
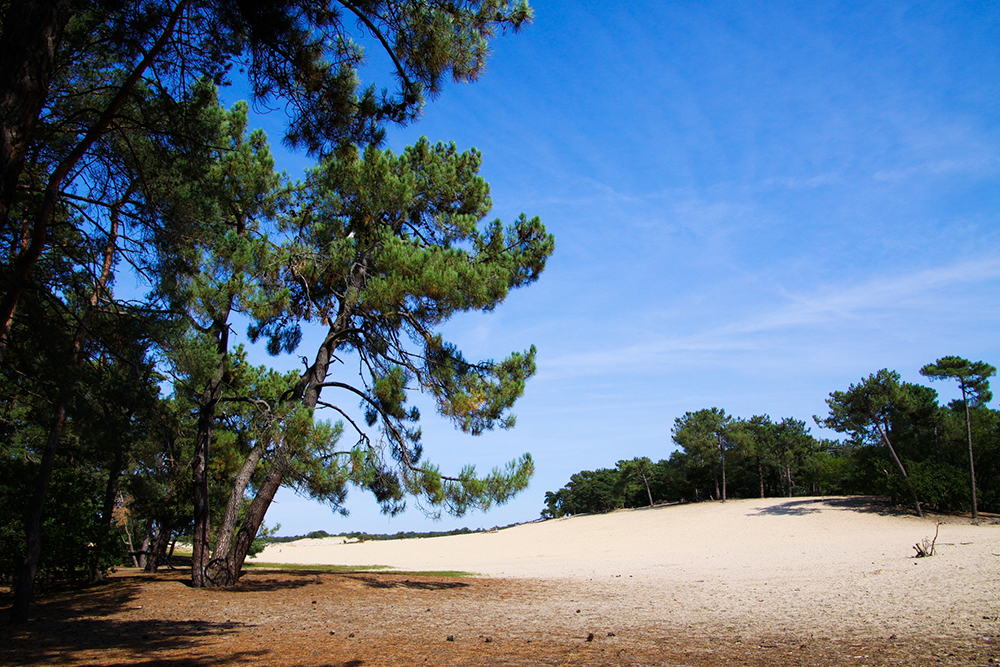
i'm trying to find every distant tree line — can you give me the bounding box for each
[260,527,482,545]
[542,358,998,520]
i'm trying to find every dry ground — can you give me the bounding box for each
[2,568,998,666]
[3,498,999,666]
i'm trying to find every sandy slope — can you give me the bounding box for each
[257,497,1000,640]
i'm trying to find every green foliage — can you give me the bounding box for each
[543,468,623,517]
[920,356,995,406]
[1,0,545,609]
[544,360,1000,517]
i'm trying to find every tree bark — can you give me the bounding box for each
[640,470,653,507]
[191,400,216,586]
[211,466,284,586]
[757,459,765,499]
[145,523,172,573]
[137,529,152,570]
[9,402,66,622]
[208,440,267,582]
[190,306,235,588]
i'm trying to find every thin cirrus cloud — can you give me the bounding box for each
[538,255,1000,382]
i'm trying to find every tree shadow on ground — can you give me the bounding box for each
[748,498,826,516]
[222,571,326,593]
[0,613,258,666]
[0,576,145,623]
[748,496,916,518]
[215,570,470,593]
[351,574,469,591]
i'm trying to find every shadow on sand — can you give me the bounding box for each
[747,496,916,518]
[0,579,265,666]
[352,574,469,591]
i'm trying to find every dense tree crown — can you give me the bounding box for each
[543,363,998,519]
[0,0,549,621]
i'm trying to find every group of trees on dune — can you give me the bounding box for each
[543,357,998,521]
[1,0,550,623]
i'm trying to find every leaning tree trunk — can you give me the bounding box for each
[206,313,349,586]
[207,440,268,584]
[873,421,923,518]
[10,402,66,622]
[217,466,284,586]
[640,470,653,507]
[0,0,71,228]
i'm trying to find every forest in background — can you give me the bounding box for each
[543,361,998,520]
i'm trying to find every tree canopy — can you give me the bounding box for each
[1,0,550,622]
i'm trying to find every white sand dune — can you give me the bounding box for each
[256,497,1000,639]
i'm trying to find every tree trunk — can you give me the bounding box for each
[191,402,216,587]
[207,466,283,586]
[640,470,653,507]
[191,313,233,587]
[205,320,345,587]
[145,524,172,573]
[9,210,119,622]
[874,420,923,518]
[9,403,66,622]
[99,445,125,548]
[757,459,765,499]
[209,440,267,579]
[719,437,727,503]
[137,530,152,570]
[961,383,978,523]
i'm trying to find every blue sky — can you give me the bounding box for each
[227,0,1000,535]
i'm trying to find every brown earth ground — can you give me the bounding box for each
[2,497,999,666]
[1,567,998,666]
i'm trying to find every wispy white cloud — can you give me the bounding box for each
[761,173,845,190]
[873,156,1000,182]
[731,256,1000,333]
[539,256,1000,380]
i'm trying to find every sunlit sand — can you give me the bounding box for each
[257,496,1000,638]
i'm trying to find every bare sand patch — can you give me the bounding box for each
[258,497,1000,640]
